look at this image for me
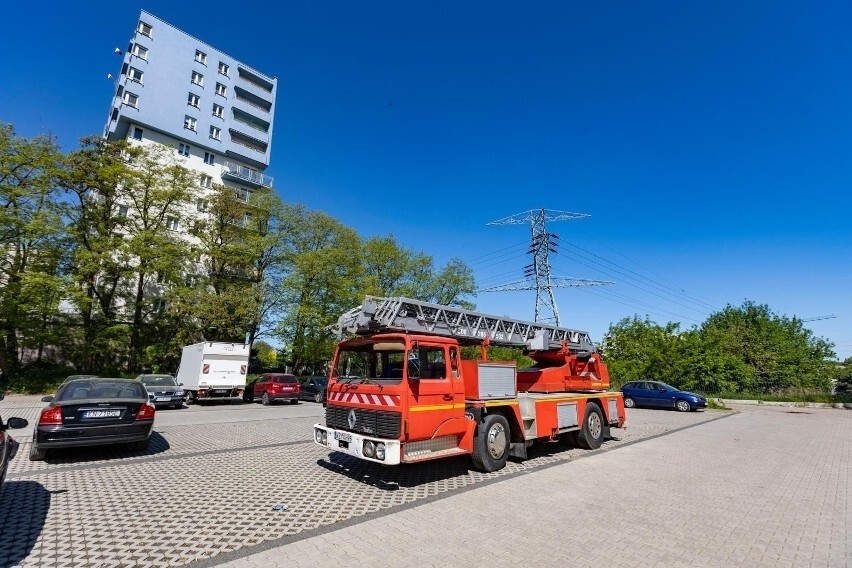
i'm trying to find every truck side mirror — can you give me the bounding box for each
[407,343,420,381]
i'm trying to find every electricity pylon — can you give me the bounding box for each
[481,209,613,325]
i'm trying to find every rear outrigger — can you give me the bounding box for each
[314,297,626,472]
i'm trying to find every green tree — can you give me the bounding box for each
[120,143,195,371]
[276,206,362,372]
[701,301,835,393]
[0,124,66,383]
[61,136,138,371]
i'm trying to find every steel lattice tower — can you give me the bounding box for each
[481,209,613,325]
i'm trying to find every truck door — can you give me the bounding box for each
[406,343,465,441]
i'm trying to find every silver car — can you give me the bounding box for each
[137,375,185,409]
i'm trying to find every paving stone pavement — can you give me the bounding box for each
[211,404,851,568]
[0,394,725,567]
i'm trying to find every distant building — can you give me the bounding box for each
[104,9,277,241]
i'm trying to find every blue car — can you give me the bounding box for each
[620,381,707,412]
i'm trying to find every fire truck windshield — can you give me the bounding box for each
[332,343,407,384]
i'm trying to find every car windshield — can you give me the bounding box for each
[332,341,406,384]
[58,380,145,401]
[141,376,177,387]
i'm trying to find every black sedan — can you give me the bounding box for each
[30,378,156,461]
[299,376,328,403]
[1,393,29,494]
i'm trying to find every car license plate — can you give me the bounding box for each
[83,410,121,419]
[155,397,171,402]
[334,431,352,443]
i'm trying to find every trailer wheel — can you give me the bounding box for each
[262,392,271,406]
[471,414,510,473]
[575,402,604,450]
[624,397,635,409]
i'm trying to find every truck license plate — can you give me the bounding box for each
[334,431,352,443]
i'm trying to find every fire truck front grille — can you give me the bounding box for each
[326,405,401,439]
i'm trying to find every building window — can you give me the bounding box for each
[184,116,197,131]
[178,143,190,157]
[153,298,167,313]
[215,83,227,97]
[212,103,224,118]
[116,85,124,98]
[131,43,148,60]
[137,21,152,37]
[235,188,249,202]
[196,198,209,212]
[187,92,200,107]
[195,50,207,64]
[218,62,229,76]
[204,152,215,165]
[117,204,129,217]
[166,217,179,231]
[111,108,119,121]
[132,127,143,140]
[200,174,213,188]
[191,71,203,86]
[127,67,144,83]
[209,126,221,140]
[123,91,139,108]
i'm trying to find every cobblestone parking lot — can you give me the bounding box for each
[0,395,726,567]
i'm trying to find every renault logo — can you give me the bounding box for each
[348,409,357,429]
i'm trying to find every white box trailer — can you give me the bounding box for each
[176,342,250,403]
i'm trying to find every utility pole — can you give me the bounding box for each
[481,209,613,325]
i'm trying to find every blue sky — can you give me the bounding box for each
[1,1,850,357]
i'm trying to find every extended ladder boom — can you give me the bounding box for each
[333,296,597,352]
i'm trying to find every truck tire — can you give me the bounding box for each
[262,392,271,406]
[575,402,605,450]
[184,392,195,406]
[471,414,510,473]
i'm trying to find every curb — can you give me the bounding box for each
[720,399,852,410]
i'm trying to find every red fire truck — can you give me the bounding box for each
[314,297,626,472]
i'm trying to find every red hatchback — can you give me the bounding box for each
[248,374,301,405]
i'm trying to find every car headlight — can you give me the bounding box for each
[175,390,184,396]
[363,440,376,458]
[375,443,386,461]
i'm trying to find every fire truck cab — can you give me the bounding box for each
[314,297,626,472]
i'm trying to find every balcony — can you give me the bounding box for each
[237,66,274,93]
[221,161,273,189]
[234,86,272,114]
[230,119,269,146]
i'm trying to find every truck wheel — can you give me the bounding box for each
[624,397,635,409]
[29,443,46,461]
[471,414,510,473]
[676,399,691,412]
[314,392,323,404]
[575,402,605,450]
[184,392,195,406]
[262,392,271,406]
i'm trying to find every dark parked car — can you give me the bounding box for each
[1,393,29,494]
[245,373,301,405]
[299,377,328,403]
[30,378,156,461]
[137,374,185,409]
[620,381,707,412]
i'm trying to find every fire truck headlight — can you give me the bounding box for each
[315,429,326,445]
[375,443,386,461]
[363,440,376,458]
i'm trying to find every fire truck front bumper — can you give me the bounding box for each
[313,424,401,465]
